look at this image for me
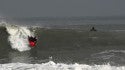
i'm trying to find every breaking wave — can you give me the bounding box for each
[3,22,35,52]
[0,61,125,70]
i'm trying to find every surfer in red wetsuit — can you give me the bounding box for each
[28,36,37,47]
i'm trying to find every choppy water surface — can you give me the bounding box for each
[0,17,125,70]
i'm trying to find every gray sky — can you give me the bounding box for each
[0,0,125,17]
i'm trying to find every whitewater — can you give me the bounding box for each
[0,61,125,70]
[5,23,34,51]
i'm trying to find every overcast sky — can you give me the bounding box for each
[0,0,125,17]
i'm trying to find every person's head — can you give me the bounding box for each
[28,36,37,41]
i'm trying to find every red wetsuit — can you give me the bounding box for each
[29,41,36,47]
[28,36,37,47]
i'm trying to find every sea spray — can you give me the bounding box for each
[6,24,34,51]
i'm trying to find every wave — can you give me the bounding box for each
[1,21,35,52]
[1,21,125,66]
[0,61,124,70]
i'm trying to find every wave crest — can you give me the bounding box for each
[5,23,34,51]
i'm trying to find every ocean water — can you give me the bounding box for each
[0,17,125,70]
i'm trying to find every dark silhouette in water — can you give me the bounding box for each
[28,36,37,47]
[90,27,97,31]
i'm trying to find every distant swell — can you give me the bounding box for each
[6,24,34,52]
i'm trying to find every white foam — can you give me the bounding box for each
[0,61,125,70]
[6,24,34,52]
